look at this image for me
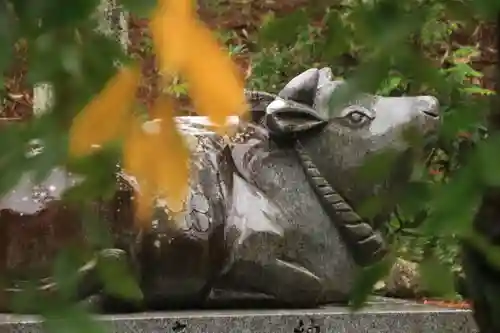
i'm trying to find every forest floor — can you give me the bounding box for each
[0,1,497,118]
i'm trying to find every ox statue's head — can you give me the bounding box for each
[262,67,440,229]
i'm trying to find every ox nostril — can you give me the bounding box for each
[417,96,440,118]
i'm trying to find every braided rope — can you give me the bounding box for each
[293,141,388,267]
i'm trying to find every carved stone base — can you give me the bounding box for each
[0,298,477,333]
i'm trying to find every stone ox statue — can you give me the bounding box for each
[0,67,440,312]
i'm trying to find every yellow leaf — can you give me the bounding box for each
[150,0,248,130]
[184,21,248,128]
[149,0,195,74]
[69,65,140,157]
[122,97,190,226]
[150,97,190,211]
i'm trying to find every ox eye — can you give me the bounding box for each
[343,109,372,127]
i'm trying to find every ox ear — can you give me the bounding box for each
[264,99,327,139]
[278,68,319,107]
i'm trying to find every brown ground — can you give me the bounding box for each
[0,2,497,119]
[1,40,32,120]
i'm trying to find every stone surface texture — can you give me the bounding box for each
[0,298,477,333]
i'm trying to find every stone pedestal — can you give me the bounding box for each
[0,298,477,333]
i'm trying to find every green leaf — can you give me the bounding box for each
[52,249,88,301]
[378,76,402,95]
[25,113,68,184]
[466,233,500,270]
[357,195,387,219]
[322,9,351,59]
[421,165,482,236]
[350,1,427,50]
[259,9,309,46]
[461,86,494,95]
[452,46,480,61]
[120,0,156,18]
[355,149,399,182]
[61,44,84,79]
[41,0,100,32]
[349,254,395,310]
[440,105,486,141]
[65,143,122,201]
[419,256,456,297]
[476,133,500,186]
[0,126,31,196]
[81,208,114,250]
[10,282,43,313]
[397,181,432,217]
[471,0,500,19]
[0,3,16,77]
[42,303,107,333]
[445,63,483,84]
[97,249,143,302]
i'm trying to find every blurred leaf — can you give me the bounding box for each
[259,9,309,46]
[440,104,486,141]
[81,207,114,249]
[26,114,69,183]
[0,125,30,196]
[150,0,247,127]
[471,0,500,19]
[461,86,494,95]
[421,166,482,236]
[149,0,193,72]
[451,46,480,63]
[181,20,248,127]
[476,133,500,186]
[42,303,107,333]
[0,3,16,80]
[40,0,100,32]
[358,195,387,219]
[398,50,449,93]
[351,1,427,50]
[123,97,190,224]
[322,9,351,59]
[401,126,425,150]
[466,233,500,269]
[60,44,83,79]
[397,181,432,217]
[356,149,399,182]
[378,76,402,95]
[349,254,395,310]
[64,142,121,206]
[420,255,456,297]
[68,65,140,158]
[97,249,143,302]
[120,0,156,18]
[13,0,99,33]
[328,53,393,111]
[446,63,483,83]
[10,281,43,313]
[446,0,479,21]
[53,249,88,301]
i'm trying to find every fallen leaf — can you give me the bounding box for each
[69,65,141,157]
